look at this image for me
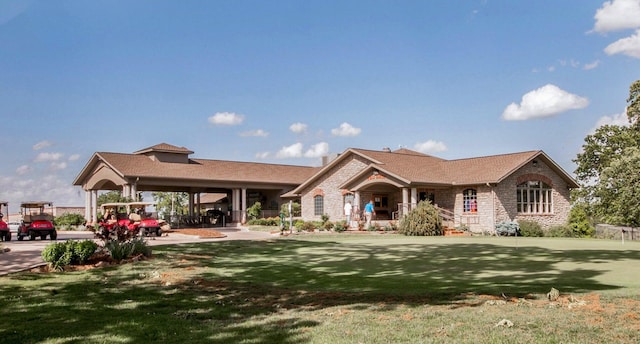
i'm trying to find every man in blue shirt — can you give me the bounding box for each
[364,200,375,228]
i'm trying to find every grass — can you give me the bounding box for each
[1,234,640,343]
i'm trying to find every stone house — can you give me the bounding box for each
[74,143,578,232]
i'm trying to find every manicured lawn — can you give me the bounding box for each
[1,234,639,343]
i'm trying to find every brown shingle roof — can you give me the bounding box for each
[133,143,194,155]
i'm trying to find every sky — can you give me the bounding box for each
[1,0,639,208]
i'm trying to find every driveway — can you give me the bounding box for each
[0,228,276,276]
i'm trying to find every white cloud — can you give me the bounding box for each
[34,152,63,162]
[255,152,271,159]
[16,165,30,175]
[604,29,640,58]
[331,122,361,137]
[276,143,303,158]
[501,84,589,121]
[591,112,630,132]
[583,60,600,70]
[33,141,52,150]
[413,140,448,153]
[593,0,640,33]
[68,154,80,161]
[208,112,245,126]
[239,129,269,137]
[50,162,67,170]
[304,142,329,158]
[0,174,82,207]
[289,122,308,134]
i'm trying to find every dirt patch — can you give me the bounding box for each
[165,228,227,238]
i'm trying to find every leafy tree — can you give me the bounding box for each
[54,213,86,227]
[152,192,188,215]
[398,200,442,236]
[594,146,640,227]
[567,203,594,237]
[247,201,262,220]
[97,191,133,206]
[627,80,640,129]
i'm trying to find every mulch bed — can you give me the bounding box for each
[164,228,227,238]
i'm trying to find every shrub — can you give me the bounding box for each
[547,225,575,237]
[247,217,279,226]
[323,221,334,231]
[105,240,134,262]
[334,221,347,232]
[383,222,398,232]
[321,214,330,224]
[293,219,305,232]
[54,213,86,229]
[280,202,301,217]
[495,221,520,236]
[518,220,544,237]
[568,205,595,238]
[42,240,98,269]
[247,202,262,220]
[398,201,442,236]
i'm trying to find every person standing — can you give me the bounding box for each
[344,201,352,227]
[364,200,375,228]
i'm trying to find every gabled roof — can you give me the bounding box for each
[290,147,578,194]
[133,143,194,155]
[73,149,319,186]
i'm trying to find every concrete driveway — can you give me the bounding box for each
[0,228,276,276]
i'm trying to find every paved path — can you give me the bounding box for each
[0,228,276,276]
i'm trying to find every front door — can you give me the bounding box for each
[373,194,390,219]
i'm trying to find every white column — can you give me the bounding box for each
[241,188,247,224]
[411,188,417,209]
[232,189,240,222]
[354,191,361,219]
[196,193,201,217]
[85,190,91,224]
[91,190,98,224]
[131,183,137,201]
[402,188,409,216]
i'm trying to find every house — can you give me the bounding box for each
[73,143,579,233]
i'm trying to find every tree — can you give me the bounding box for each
[152,192,188,215]
[397,200,442,236]
[627,80,640,129]
[97,191,133,206]
[594,146,640,227]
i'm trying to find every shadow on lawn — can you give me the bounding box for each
[1,238,639,343]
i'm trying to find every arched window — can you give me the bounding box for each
[517,180,552,214]
[314,195,324,216]
[463,189,477,213]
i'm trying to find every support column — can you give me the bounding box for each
[85,190,91,224]
[402,188,409,216]
[354,192,361,220]
[232,189,240,222]
[91,190,98,224]
[196,193,201,217]
[410,188,417,209]
[241,188,247,224]
[188,192,195,217]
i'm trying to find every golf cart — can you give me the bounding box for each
[96,202,130,238]
[126,202,162,237]
[0,201,10,241]
[17,201,57,241]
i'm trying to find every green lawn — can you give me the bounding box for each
[1,234,639,343]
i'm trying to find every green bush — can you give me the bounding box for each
[42,240,98,269]
[280,202,301,217]
[321,214,330,224]
[54,213,86,228]
[547,225,575,237]
[105,240,134,262]
[568,205,595,238]
[398,201,442,236]
[323,221,334,231]
[247,202,262,220]
[519,220,544,237]
[334,221,347,232]
[293,219,305,232]
[247,217,279,226]
[495,221,520,236]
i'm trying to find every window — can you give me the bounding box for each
[517,181,552,214]
[314,195,324,216]
[343,193,354,208]
[463,189,477,213]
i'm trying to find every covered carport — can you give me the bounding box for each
[73,143,319,225]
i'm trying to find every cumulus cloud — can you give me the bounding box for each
[33,141,52,150]
[50,162,67,170]
[592,0,640,33]
[583,60,600,70]
[591,112,630,132]
[501,84,589,121]
[604,29,640,58]
[239,129,269,137]
[16,165,30,175]
[289,122,308,134]
[331,122,361,137]
[68,154,80,161]
[304,142,329,158]
[276,143,303,158]
[413,140,448,153]
[208,112,245,126]
[34,152,63,162]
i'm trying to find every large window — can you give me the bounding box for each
[517,181,552,214]
[314,195,324,216]
[463,189,477,213]
[343,193,354,208]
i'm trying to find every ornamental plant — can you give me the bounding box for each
[397,200,442,236]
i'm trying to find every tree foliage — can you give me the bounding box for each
[594,146,640,227]
[97,191,133,206]
[152,192,189,215]
[397,200,442,236]
[573,80,640,226]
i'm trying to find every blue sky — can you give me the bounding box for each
[1,0,639,207]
